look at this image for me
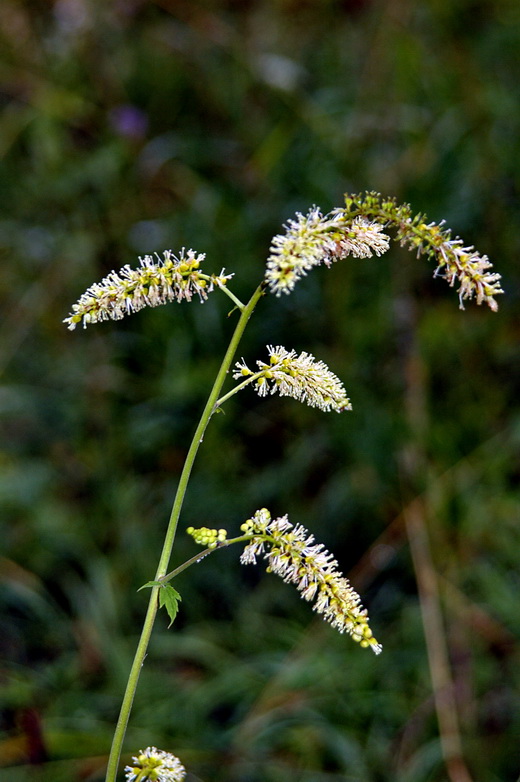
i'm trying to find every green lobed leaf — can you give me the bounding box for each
[137,581,182,627]
[158,585,182,628]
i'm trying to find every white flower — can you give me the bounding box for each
[265,207,337,295]
[64,249,233,329]
[124,746,186,782]
[325,216,390,262]
[433,234,503,311]
[240,509,382,654]
[233,345,352,413]
[396,216,503,311]
[265,207,390,295]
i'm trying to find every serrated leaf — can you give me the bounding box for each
[159,584,182,628]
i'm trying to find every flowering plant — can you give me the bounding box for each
[65,193,502,781]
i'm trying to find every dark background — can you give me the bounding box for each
[0,1,519,781]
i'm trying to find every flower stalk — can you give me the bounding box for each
[63,191,501,782]
[183,515,381,653]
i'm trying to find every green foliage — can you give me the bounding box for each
[158,585,182,629]
[139,584,182,629]
[1,1,519,781]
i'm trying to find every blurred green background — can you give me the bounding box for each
[1,1,519,781]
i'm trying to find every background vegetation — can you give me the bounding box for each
[1,1,519,781]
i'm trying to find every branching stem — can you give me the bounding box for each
[214,371,264,409]
[158,534,254,583]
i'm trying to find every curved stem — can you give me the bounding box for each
[105,284,265,782]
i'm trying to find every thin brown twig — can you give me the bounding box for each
[404,497,474,782]
[399,293,474,782]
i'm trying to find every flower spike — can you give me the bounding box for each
[125,747,186,782]
[64,248,233,329]
[233,345,352,413]
[240,509,382,654]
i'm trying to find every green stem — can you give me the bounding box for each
[159,534,255,583]
[214,371,264,409]
[104,284,265,782]
[198,274,246,310]
[215,282,246,310]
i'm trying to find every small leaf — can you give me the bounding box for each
[137,580,162,591]
[159,585,182,628]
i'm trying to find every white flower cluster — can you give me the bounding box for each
[64,249,232,329]
[394,216,503,311]
[240,509,381,654]
[265,207,390,295]
[327,215,391,262]
[233,345,352,413]
[433,232,503,311]
[125,746,185,782]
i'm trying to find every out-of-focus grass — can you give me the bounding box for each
[1,1,519,781]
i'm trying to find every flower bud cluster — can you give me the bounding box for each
[125,746,185,782]
[64,249,233,329]
[240,508,382,654]
[186,526,228,549]
[233,345,352,413]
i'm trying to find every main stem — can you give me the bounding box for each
[105,284,264,782]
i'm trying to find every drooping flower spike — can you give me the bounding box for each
[240,508,382,654]
[64,248,233,330]
[124,746,186,782]
[265,192,503,310]
[233,345,352,413]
